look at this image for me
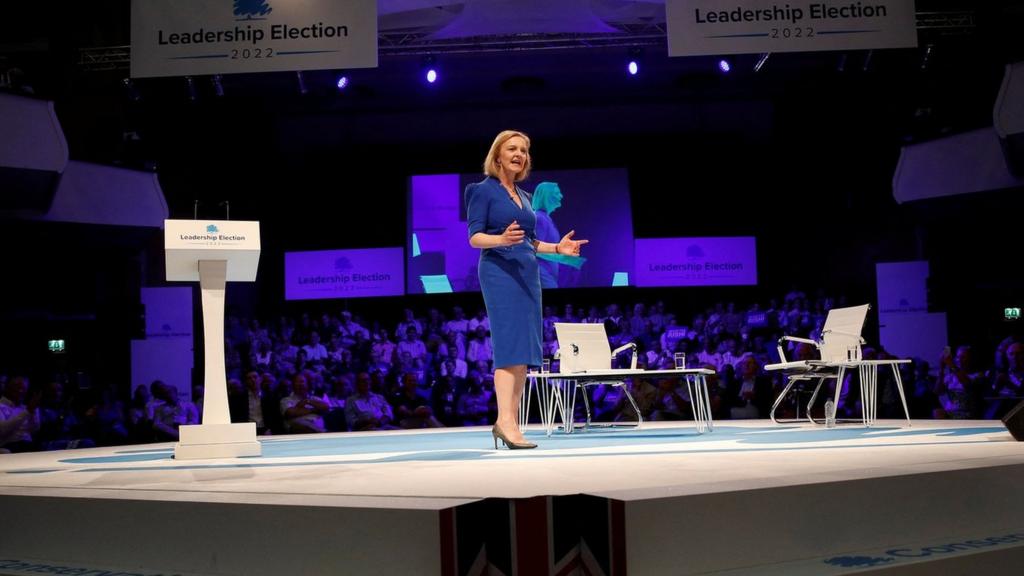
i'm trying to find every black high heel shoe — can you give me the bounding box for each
[492,424,537,450]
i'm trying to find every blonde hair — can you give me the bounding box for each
[483,130,531,182]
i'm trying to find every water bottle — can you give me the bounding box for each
[824,399,836,429]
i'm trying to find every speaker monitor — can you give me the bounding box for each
[1001,398,1024,441]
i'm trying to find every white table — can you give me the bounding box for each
[777,359,912,427]
[521,368,717,436]
[831,359,912,427]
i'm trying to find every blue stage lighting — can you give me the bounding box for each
[628,61,639,75]
[336,75,349,90]
[718,59,731,73]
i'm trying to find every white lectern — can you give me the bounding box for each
[165,219,261,459]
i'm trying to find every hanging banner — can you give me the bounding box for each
[131,0,377,78]
[666,0,917,57]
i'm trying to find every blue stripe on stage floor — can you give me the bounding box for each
[15,425,1000,473]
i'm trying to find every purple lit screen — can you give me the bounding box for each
[285,247,405,300]
[407,169,634,293]
[634,237,758,287]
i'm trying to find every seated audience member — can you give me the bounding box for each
[456,372,492,426]
[280,373,329,434]
[152,381,200,441]
[146,379,166,422]
[440,347,468,380]
[252,340,274,372]
[729,353,772,419]
[391,372,443,429]
[324,374,353,432]
[934,345,982,419]
[651,377,691,421]
[431,376,461,427]
[127,384,155,443]
[371,328,397,370]
[84,385,129,446]
[345,372,397,431]
[468,308,490,333]
[466,327,493,366]
[614,377,658,422]
[38,380,95,450]
[444,306,470,340]
[395,308,423,340]
[302,331,329,364]
[338,310,370,346]
[230,370,273,434]
[986,341,1024,419]
[0,376,40,453]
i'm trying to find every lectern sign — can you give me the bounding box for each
[666,0,917,57]
[165,220,260,282]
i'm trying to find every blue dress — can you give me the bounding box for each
[465,176,543,369]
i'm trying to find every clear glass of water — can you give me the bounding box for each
[674,352,686,370]
[542,358,551,373]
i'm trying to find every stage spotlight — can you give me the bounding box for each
[185,76,197,101]
[336,75,349,90]
[423,56,439,84]
[718,59,731,73]
[753,52,770,73]
[211,74,225,97]
[627,47,642,76]
[296,71,308,95]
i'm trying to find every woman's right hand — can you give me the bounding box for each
[501,221,525,245]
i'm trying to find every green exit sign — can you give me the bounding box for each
[1006,307,1021,321]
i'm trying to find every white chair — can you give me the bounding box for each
[552,322,643,430]
[522,323,716,435]
[765,304,871,424]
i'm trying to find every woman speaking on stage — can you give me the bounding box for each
[465,130,588,449]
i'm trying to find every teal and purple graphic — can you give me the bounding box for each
[407,168,634,293]
[285,247,404,300]
[634,237,758,287]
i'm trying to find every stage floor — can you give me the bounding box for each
[1,419,1020,509]
[3,419,1024,575]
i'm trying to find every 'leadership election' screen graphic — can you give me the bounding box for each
[285,247,405,300]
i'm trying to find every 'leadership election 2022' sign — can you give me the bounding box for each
[131,0,377,78]
[285,248,404,301]
[666,0,917,56]
[634,237,757,287]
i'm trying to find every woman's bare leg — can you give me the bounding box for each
[494,365,527,443]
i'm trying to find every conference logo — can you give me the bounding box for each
[821,532,1024,569]
[206,224,219,233]
[234,0,272,21]
[685,244,705,259]
[334,257,353,271]
[823,556,893,568]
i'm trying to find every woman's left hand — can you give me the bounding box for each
[557,230,589,256]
